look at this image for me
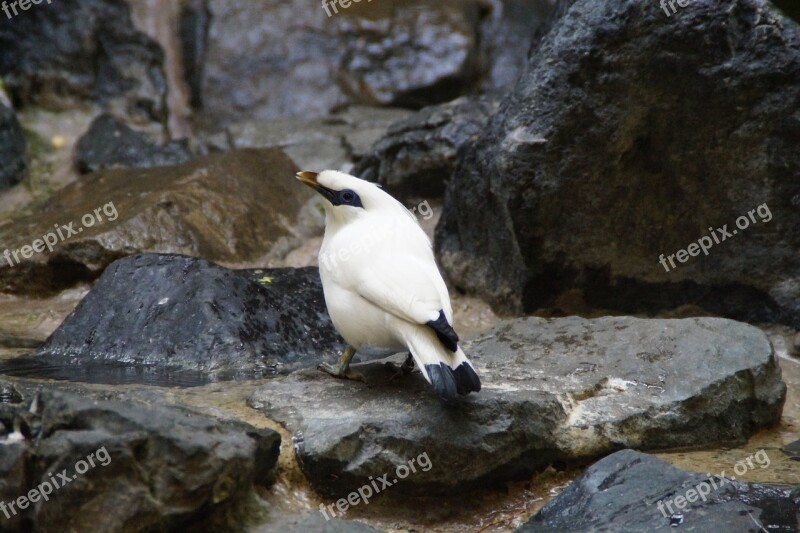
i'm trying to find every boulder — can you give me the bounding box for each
[519,449,799,532]
[0,148,309,296]
[74,113,192,173]
[196,0,555,125]
[0,0,168,126]
[1,254,345,384]
[436,0,800,325]
[0,102,27,190]
[0,385,280,533]
[354,96,498,200]
[248,316,785,498]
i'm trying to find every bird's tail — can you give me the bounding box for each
[400,325,481,400]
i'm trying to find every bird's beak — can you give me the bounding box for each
[296,171,320,190]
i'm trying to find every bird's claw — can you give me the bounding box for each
[318,362,367,384]
[384,354,416,381]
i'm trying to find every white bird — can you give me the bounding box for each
[296,170,481,400]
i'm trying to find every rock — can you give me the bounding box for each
[247,316,785,498]
[0,102,27,190]
[0,0,168,126]
[0,254,347,385]
[0,386,280,532]
[519,449,799,532]
[206,106,411,173]
[198,0,479,124]
[354,97,498,200]
[782,439,800,460]
[0,148,309,296]
[436,0,800,322]
[74,113,192,173]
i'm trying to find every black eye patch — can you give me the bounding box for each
[336,189,363,208]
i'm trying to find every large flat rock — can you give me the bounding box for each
[248,316,786,498]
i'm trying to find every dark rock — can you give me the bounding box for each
[519,449,799,532]
[248,316,785,498]
[0,102,26,190]
[0,0,168,126]
[0,387,279,532]
[0,148,310,296]
[74,113,192,173]
[354,97,498,200]
[782,439,800,460]
[2,254,346,385]
[436,0,800,322]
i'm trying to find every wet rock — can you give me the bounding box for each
[0,387,280,532]
[0,148,308,296]
[519,449,799,532]
[74,113,192,173]
[0,102,27,190]
[6,254,345,384]
[0,0,168,126]
[207,106,411,172]
[436,0,800,322]
[354,97,498,200]
[248,316,785,498]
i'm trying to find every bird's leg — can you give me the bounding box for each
[318,345,366,383]
[385,352,416,380]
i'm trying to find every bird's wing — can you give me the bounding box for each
[351,252,447,327]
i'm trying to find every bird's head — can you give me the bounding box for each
[295,170,404,226]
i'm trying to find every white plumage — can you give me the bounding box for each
[296,170,481,399]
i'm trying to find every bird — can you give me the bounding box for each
[295,170,481,400]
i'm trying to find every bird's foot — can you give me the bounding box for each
[318,362,367,383]
[385,353,416,381]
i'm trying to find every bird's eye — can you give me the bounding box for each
[342,191,355,203]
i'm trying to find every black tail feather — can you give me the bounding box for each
[453,362,481,395]
[427,362,481,399]
[426,363,458,400]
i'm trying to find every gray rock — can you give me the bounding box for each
[519,449,799,532]
[782,439,800,460]
[2,255,346,385]
[254,511,384,533]
[207,106,411,172]
[0,102,26,190]
[0,148,309,296]
[0,387,280,533]
[248,316,785,498]
[75,113,192,173]
[0,0,168,126]
[354,96,498,200]
[436,0,800,323]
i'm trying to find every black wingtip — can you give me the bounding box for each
[426,310,459,352]
[453,362,481,395]
[426,363,458,400]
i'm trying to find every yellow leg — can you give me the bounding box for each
[318,345,366,383]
